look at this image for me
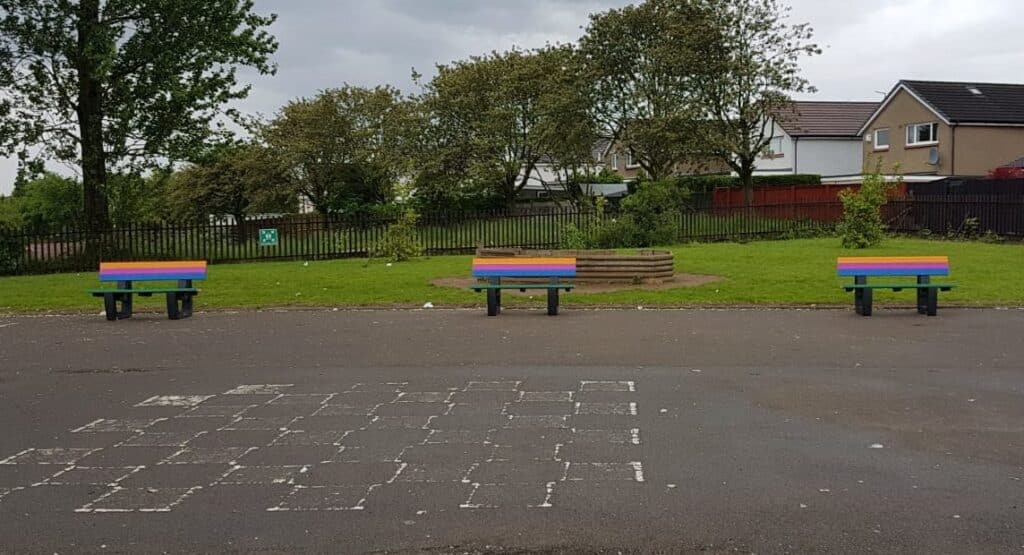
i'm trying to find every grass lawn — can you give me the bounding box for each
[1,237,1022,313]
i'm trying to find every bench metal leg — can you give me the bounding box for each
[495,288,501,315]
[103,292,133,320]
[926,288,938,316]
[486,289,498,317]
[547,288,559,316]
[916,288,928,314]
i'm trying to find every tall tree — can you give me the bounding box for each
[418,46,596,209]
[578,0,715,181]
[686,0,819,205]
[264,85,415,216]
[168,144,294,229]
[0,0,278,230]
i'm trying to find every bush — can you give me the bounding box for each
[369,209,424,262]
[837,167,894,249]
[675,173,821,193]
[0,222,23,274]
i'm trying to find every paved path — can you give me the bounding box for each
[0,309,1022,554]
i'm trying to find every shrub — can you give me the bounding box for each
[675,173,821,193]
[369,209,424,262]
[0,222,23,275]
[837,167,894,249]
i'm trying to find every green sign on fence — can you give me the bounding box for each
[258,228,278,247]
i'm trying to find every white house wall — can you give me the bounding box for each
[751,122,795,174]
[795,139,864,177]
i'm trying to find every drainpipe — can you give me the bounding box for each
[793,137,799,174]
[950,124,956,176]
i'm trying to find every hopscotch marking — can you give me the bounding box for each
[224,385,294,395]
[135,395,213,408]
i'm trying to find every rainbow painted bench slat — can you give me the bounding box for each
[88,260,208,321]
[836,256,956,317]
[470,257,576,316]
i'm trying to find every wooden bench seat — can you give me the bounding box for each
[837,256,956,316]
[88,261,208,320]
[470,258,576,316]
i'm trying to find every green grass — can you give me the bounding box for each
[2,237,1022,313]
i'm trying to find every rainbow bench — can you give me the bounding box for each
[87,261,208,320]
[837,256,956,316]
[470,257,576,316]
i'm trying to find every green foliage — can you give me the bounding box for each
[0,195,22,226]
[837,169,894,249]
[572,167,625,184]
[0,221,22,274]
[264,85,415,216]
[168,145,296,225]
[107,172,172,226]
[416,45,595,208]
[369,209,424,262]
[0,0,278,229]
[579,0,715,180]
[570,181,689,248]
[14,173,83,231]
[675,173,821,192]
[684,0,820,200]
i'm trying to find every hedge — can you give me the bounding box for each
[675,173,821,192]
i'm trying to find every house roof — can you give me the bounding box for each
[774,101,879,137]
[859,80,1024,134]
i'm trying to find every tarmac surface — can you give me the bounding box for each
[0,307,1022,554]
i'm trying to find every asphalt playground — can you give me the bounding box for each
[0,307,1022,554]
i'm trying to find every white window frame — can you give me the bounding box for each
[906,122,938,147]
[625,150,640,169]
[873,128,890,150]
[762,136,785,158]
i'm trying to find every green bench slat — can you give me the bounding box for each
[88,288,199,294]
[470,284,574,290]
[842,284,955,292]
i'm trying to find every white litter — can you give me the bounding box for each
[667,484,676,489]
[799,503,808,509]
[659,408,668,414]
[869,443,885,449]
[818,488,831,493]
[423,302,434,309]
[968,398,976,403]
[386,263,393,267]
[302,262,309,267]
[690,369,702,373]
[952,514,961,519]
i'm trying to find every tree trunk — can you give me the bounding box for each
[76,0,110,232]
[740,159,755,207]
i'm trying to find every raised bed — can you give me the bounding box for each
[476,248,674,283]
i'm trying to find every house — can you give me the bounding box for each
[754,101,878,178]
[859,80,1024,177]
[593,137,730,180]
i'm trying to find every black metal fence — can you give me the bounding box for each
[2,196,1022,275]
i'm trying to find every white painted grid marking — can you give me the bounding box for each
[223,385,295,395]
[135,395,213,408]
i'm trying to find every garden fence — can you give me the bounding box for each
[3,196,1023,275]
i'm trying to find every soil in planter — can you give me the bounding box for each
[433,273,722,295]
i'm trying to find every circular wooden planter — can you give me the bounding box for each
[476,248,675,283]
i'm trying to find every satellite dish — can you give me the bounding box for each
[927,147,940,165]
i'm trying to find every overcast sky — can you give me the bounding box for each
[2,0,1022,194]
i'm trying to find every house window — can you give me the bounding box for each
[873,128,890,150]
[906,122,938,146]
[762,136,784,158]
[626,151,640,169]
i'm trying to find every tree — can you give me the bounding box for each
[578,0,716,180]
[686,0,820,205]
[264,85,415,216]
[0,0,278,230]
[14,172,83,231]
[417,46,596,209]
[168,145,294,229]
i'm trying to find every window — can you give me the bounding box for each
[767,136,784,158]
[626,151,640,168]
[906,122,938,146]
[873,128,890,150]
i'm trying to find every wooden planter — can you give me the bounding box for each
[476,248,674,283]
